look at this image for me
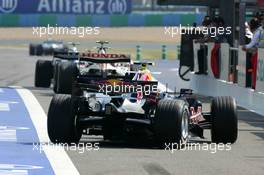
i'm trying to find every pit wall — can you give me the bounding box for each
[0,13,205,27]
[190,74,264,115]
[190,44,264,116]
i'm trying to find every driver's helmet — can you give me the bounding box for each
[133,63,153,81]
[140,63,147,71]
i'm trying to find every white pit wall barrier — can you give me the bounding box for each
[193,41,200,73]
[220,43,230,81]
[237,46,247,87]
[189,45,264,115]
[256,48,264,93]
[190,73,264,116]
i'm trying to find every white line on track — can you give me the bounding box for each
[0,164,43,175]
[16,88,80,175]
[0,129,16,142]
[0,103,10,111]
[0,170,28,175]
[169,68,179,72]
[0,101,19,104]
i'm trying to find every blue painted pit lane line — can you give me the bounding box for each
[0,87,55,175]
[0,87,79,175]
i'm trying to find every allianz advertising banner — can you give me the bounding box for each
[0,0,132,14]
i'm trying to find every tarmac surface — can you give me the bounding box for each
[0,47,263,175]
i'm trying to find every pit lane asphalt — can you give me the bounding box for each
[0,48,264,175]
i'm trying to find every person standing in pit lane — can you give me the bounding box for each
[242,18,264,89]
[257,13,264,47]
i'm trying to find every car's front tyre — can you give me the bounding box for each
[211,96,238,144]
[47,94,82,143]
[153,99,189,147]
[34,60,53,88]
[56,62,77,94]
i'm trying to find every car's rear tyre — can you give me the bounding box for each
[153,99,189,146]
[48,94,82,143]
[29,44,36,55]
[34,60,53,88]
[56,62,77,94]
[53,62,60,93]
[211,96,238,144]
[36,45,43,56]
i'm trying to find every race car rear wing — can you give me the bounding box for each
[53,52,79,60]
[132,61,155,66]
[79,53,131,63]
[79,57,130,63]
[53,52,131,63]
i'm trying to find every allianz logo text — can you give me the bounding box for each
[37,0,128,14]
[108,0,127,14]
[0,0,17,13]
[0,0,130,14]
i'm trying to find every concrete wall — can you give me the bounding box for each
[190,73,264,116]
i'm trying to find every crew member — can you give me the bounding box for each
[242,18,264,89]
[194,16,212,74]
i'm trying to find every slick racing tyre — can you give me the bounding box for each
[154,99,189,146]
[29,44,36,55]
[56,62,77,94]
[36,45,43,56]
[211,96,238,144]
[53,61,60,93]
[48,94,82,143]
[34,60,53,88]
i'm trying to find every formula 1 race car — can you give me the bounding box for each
[29,39,68,56]
[34,42,79,93]
[47,55,238,146]
[35,41,133,94]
